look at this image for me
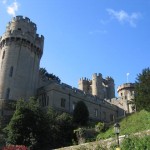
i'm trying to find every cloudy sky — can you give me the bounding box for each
[0,0,150,96]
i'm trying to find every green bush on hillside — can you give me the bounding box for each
[121,135,150,150]
[97,110,150,140]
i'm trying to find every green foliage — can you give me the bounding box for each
[97,110,150,140]
[53,112,74,148]
[4,99,74,149]
[95,122,104,132]
[4,98,51,149]
[135,67,150,111]
[39,68,61,83]
[121,135,150,150]
[73,101,89,126]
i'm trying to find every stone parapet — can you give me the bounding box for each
[117,83,135,92]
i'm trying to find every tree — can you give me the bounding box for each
[39,68,61,83]
[73,101,89,126]
[4,99,74,149]
[4,98,51,149]
[135,67,150,111]
[56,113,74,147]
[46,109,74,148]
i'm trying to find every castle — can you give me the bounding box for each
[0,16,135,123]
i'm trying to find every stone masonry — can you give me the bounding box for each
[0,16,135,123]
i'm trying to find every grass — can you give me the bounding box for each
[97,110,150,140]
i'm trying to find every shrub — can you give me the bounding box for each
[95,122,104,132]
[121,135,150,150]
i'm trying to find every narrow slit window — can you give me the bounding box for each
[9,66,13,77]
[2,51,5,59]
[6,88,10,99]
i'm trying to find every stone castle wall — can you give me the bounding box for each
[37,82,122,122]
[0,16,135,123]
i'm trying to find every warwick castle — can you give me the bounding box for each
[0,16,135,123]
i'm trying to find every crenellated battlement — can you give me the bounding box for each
[6,16,37,34]
[92,73,102,78]
[0,16,44,58]
[117,83,135,92]
[79,77,91,82]
[78,73,115,99]
[105,76,114,81]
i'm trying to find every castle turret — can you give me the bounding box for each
[117,83,135,113]
[105,76,115,99]
[92,73,104,99]
[0,16,44,101]
[78,77,91,93]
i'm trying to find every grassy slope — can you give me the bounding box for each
[97,110,150,140]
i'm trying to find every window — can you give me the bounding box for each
[103,111,106,120]
[6,88,10,99]
[41,93,46,107]
[94,109,98,117]
[110,114,114,122]
[2,51,5,59]
[46,96,49,106]
[72,102,76,110]
[61,98,66,108]
[9,66,13,77]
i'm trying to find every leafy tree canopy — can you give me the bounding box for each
[4,98,51,149]
[4,100,74,149]
[39,68,61,83]
[73,101,89,126]
[135,67,150,111]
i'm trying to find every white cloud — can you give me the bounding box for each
[106,8,141,27]
[7,1,19,16]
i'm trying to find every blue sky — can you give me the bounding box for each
[0,0,150,96]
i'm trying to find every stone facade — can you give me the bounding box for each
[0,16,135,123]
[0,16,44,101]
[37,80,120,123]
[78,73,115,99]
[111,83,135,114]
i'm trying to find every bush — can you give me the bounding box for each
[121,135,150,150]
[95,122,104,132]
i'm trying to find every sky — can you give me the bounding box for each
[0,0,150,96]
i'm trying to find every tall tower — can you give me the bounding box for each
[0,16,44,101]
[105,76,115,99]
[92,73,104,99]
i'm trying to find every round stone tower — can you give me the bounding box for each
[0,16,44,101]
[92,73,104,99]
[117,83,135,113]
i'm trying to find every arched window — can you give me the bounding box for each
[9,66,13,77]
[6,88,10,99]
